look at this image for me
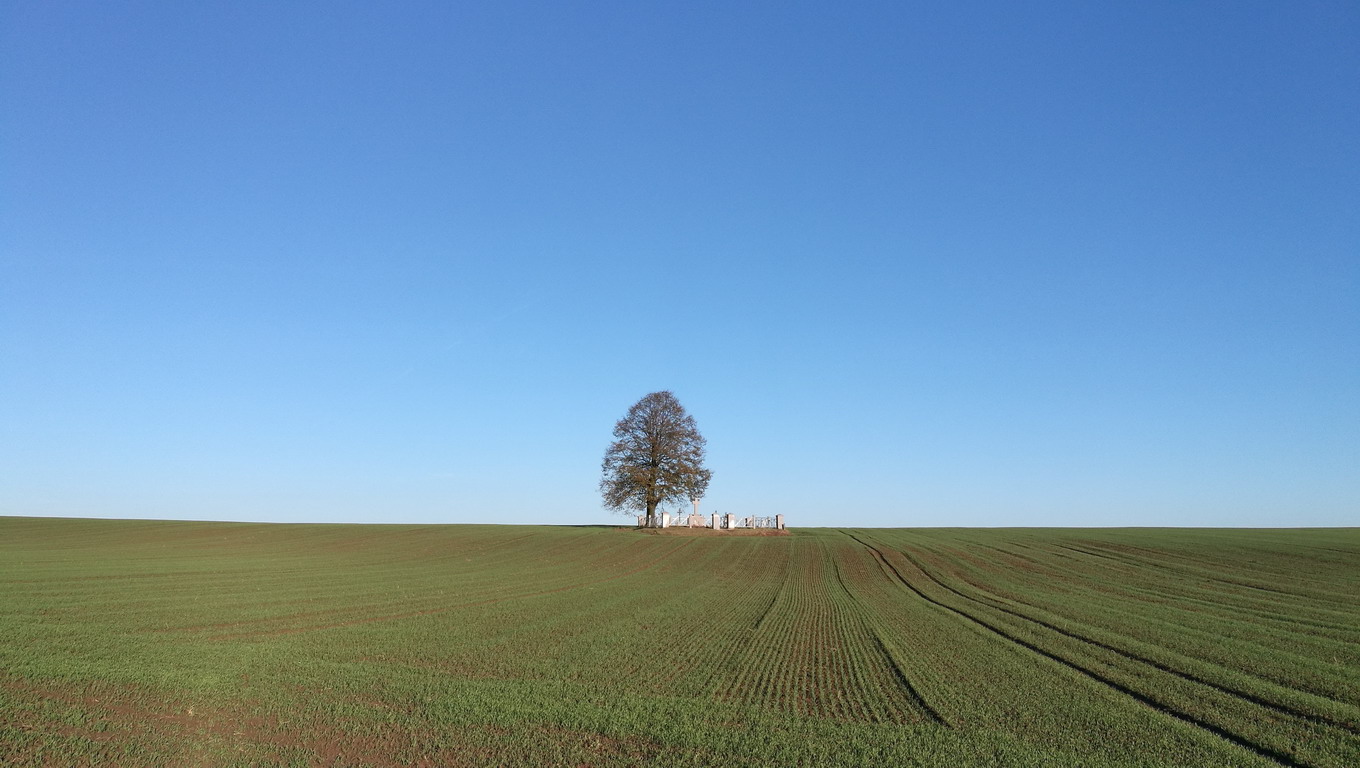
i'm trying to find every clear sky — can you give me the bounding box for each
[3,2,1357,527]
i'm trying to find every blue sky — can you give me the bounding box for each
[3,2,1357,527]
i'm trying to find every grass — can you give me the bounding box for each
[1,517,1356,766]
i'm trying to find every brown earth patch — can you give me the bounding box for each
[1,676,667,767]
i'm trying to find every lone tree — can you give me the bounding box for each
[600,391,712,521]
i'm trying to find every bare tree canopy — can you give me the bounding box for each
[600,391,712,518]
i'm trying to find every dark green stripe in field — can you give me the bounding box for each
[1,518,1357,767]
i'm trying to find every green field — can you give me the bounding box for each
[1,518,1356,767]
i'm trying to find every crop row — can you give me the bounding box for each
[858,530,1359,768]
[3,518,1357,767]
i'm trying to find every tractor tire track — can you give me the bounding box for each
[867,631,949,727]
[846,533,1314,768]
[1059,544,1353,606]
[826,537,948,726]
[910,544,1360,734]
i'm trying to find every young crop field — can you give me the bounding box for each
[1,518,1357,767]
